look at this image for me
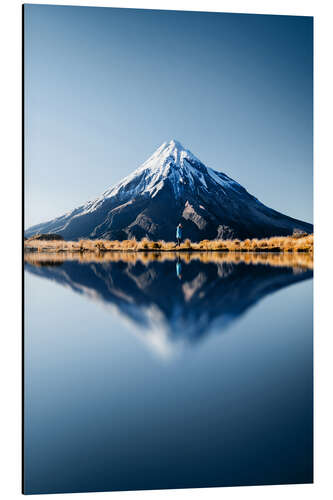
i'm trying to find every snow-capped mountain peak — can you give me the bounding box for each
[25,140,313,241]
[145,139,199,166]
[101,140,236,202]
[142,139,203,172]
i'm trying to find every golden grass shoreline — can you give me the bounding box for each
[25,234,313,254]
[24,235,313,272]
[24,252,313,271]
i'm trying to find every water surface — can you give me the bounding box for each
[24,254,313,494]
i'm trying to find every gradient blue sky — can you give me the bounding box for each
[24,5,313,227]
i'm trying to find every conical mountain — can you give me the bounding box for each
[25,140,313,241]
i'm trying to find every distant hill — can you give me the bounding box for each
[25,140,313,241]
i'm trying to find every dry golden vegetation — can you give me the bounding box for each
[24,248,313,270]
[25,234,313,254]
[24,235,313,270]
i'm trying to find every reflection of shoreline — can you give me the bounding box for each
[24,250,313,270]
[25,257,313,358]
[25,256,313,359]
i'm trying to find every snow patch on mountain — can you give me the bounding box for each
[99,139,241,203]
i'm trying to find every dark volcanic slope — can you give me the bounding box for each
[25,140,313,241]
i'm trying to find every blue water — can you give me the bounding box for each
[24,259,313,493]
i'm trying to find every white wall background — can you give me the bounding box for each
[0,1,332,499]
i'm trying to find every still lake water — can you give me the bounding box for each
[24,255,313,494]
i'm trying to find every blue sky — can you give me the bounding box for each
[24,5,313,227]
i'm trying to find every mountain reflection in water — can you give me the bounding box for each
[25,253,313,357]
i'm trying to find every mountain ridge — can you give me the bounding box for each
[25,140,313,241]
